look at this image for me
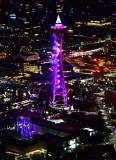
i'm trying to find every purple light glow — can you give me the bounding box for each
[50,16,68,109]
[17,116,33,138]
[57,48,60,52]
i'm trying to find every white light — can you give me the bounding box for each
[69,144,76,149]
[69,139,76,145]
[56,15,62,24]
[57,42,60,46]
[83,128,94,132]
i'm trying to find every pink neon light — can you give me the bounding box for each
[51,25,67,30]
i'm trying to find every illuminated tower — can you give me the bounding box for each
[50,15,69,110]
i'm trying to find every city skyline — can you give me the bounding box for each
[0,0,116,160]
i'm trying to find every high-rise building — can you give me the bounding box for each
[50,15,69,110]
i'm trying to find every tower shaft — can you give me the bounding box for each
[52,33,67,107]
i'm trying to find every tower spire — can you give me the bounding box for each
[51,15,67,29]
[55,15,62,25]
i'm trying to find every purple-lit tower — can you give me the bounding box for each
[50,15,69,110]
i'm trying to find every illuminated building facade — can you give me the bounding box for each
[17,116,33,138]
[50,15,69,110]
